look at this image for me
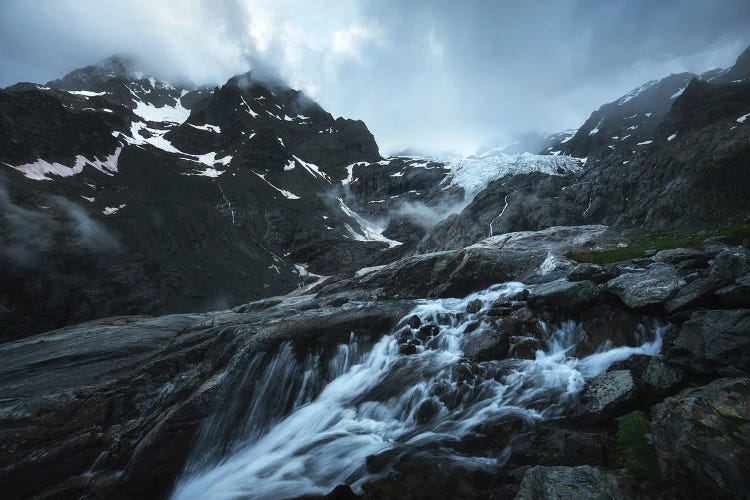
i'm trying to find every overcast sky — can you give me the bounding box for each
[2,0,749,154]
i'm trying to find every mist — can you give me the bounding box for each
[0,181,119,266]
[2,0,750,154]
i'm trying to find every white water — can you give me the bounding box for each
[172,283,663,499]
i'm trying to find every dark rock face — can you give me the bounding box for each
[575,370,636,423]
[461,328,509,362]
[666,309,750,376]
[0,58,390,341]
[515,465,626,500]
[651,377,750,498]
[0,296,412,499]
[604,264,684,310]
[527,280,601,314]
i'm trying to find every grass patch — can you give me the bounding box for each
[617,414,665,486]
[566,222,750,264]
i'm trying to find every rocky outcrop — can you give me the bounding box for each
[515,465,626,500]
[575,370,636,423]
[651,377,750,498]
[605,264,685,310]
[666,309,750,376]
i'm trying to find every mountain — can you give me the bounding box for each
[420,46,750,252]
[2,45,750,500]
[0,56,393,340]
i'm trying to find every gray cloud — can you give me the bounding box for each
[1,0,749,154]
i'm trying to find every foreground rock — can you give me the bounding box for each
[651,377,750,498]
[605,264,684,310]
[666,309,750,376]
[575,370,636,423]
[0,296,412,499]
[515,465,626,500]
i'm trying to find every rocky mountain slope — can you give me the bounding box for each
[1,57,395,341]
[420,46,750,253]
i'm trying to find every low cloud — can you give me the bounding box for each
[1,0,749,154]
[0,181,119,267]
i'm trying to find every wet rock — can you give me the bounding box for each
[510,425,613,467]
[527,280,601,314]
[642,358,684,397]
[325,484,359,499]
[576,305,651,356]
[407,314,421,329]
[605,264,684,309]
[666,247,750,313]
[460,329,510,362]
[515,465,626,500]
[399,343,418,356]
[466,299,483,314]
[651,377,750,498]
[417,324,440,341]
[487,305,513,317]
[666,309,750,376]
[653,248,711,266]
[414,398,442,424]
[575,370,636,423]
[568,263,618,284]
[508,337,543,360]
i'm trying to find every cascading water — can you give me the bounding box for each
[172,282,664,499]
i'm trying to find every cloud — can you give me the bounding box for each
[0,180,119,266]
[1,0,749,154]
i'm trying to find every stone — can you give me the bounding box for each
[510,425,612,467]
[527,280,601,314]
[605,264,684,309]
[651,377,750,498]
[666,309,750,376]
[642,358,684,397]
[466,298,484,314]
[567,263,618,284]
[515,465,626,500]
[653,248,710,266]
[575,370,636,423]
[407,314,421,329]
[460,328,510,362]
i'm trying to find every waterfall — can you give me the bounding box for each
[172,282,663,500]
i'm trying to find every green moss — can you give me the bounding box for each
[566,223,750,264]
[616,415,665,486]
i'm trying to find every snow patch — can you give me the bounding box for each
[3,148,122,181]
[737,112,750,123]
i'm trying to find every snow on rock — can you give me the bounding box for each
[737,112,750,123]
[667,132,678,141]
[240,96,259,118]
[292,155,332,183]
[671,86,687,99]
[103,204,126,215]
[441,152,582,195]
[251,171,300,200]
[337,197,402,248]
[342,162,366,185]
[637,140,654,146]
[188,123,221,133]
[589,118,604,135]
[618,80,658,105]
[3,148,122,181]
[132,98,190,123]
[66,90,108,97]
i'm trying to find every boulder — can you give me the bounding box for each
[527,280,601,314]
[666,309,750,376]
[567,263,618,284]
[510,425,612,467]
[642,358,684,397]
[666,247,750,313]
[461,328,510,362]
[515,465,626,500]
[653,248,710,266]
[715,272,750,307]
[651,377,750,498]
[605,264,684,309]
[575,370,636,423]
